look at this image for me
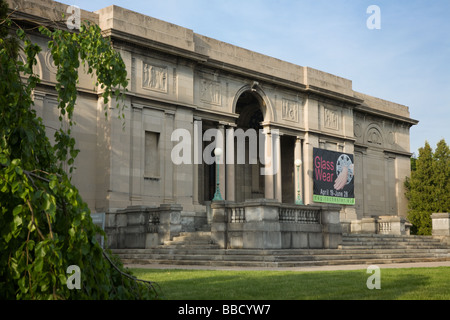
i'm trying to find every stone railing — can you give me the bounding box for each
[278,207,321,224]
[211,199,342,249]
[377,221,392,234]
[226,206,246,223]
[347,216,411,235]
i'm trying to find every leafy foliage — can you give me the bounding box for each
[0,0,156,299]
[405,139,450,235]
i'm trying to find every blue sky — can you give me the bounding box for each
[69,0,450,155]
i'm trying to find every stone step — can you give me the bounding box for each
[113,247,450,256]
[115,256,450,268]
[338,244,446,250]
[342,235,441,242]
[342,237,443,244]
[113,247,450,267]
[116,252,450,263]
[112,232,450,268]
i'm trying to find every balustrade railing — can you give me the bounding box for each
[222,203,322,224]
[278,207,321,224]
[147,211,160,233]
[378,221,391,234]
[227,207,246,223]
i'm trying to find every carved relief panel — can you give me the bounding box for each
[319,103,341,132]
[281,98,299,122]
[366,126,383,146]
[200,79,221,106]
[142,62,168,93]
[324,107,339,130]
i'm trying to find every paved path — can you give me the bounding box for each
[125,261,450,272]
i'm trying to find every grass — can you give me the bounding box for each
[131,267,450,300]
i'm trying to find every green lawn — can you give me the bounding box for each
[131,267,450,300]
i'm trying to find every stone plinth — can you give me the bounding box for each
[432,213,450,236]
[211,200,342,249]
[106,204,182,249]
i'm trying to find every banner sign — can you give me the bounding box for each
[313,148,355,205]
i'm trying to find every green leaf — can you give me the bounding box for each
[13,204,23,216]
[13,215,22,228]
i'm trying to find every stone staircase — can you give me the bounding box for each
[112,232,450,268]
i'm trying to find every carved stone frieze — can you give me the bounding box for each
[142,62,168,93]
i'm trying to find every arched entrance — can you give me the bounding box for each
[234,90,266,202]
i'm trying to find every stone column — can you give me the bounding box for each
[294,136,303,204]
[217,123,226,199]
[302,133,318,205]
[225,124,236,201]
[193,118,202,204]
[264,128,274,199]
[275,133,282,202]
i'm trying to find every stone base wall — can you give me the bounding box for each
[105,204,182,249]
[211,199,342,249]
[342,216,411,235]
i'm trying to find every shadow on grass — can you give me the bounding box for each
[131,267,446,300]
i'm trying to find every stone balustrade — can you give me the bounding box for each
[211,199,342,249]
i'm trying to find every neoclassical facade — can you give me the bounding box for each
[9,0,418,248]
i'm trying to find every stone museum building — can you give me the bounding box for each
[8,0,422,250]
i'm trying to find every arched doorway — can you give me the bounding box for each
[234,91,266,202]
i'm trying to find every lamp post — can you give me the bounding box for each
[295,159,303,205]
[212,147,223,201]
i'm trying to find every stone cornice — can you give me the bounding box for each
[103,29,209,63]
[354,105,419,127]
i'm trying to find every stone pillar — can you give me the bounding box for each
[130,105,143,204]
[192,118,202,204]
[275,133,282,202]
[432,213,450,236]
[164,110,176,203]
[225,124,236,201]
[217,123,226,199]
[210,201,227,248]
[294,136,303,204]
[242,199,282,249]
[321,204,343,249]
[158,204,182,244]
[302,133,318,205]
[264,128,274,199]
